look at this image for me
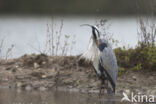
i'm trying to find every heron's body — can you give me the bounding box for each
[81,25,118,94]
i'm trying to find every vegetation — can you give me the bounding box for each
[115,18,156,71]
[44,18,76,56]
[0,17,155,72]
[0,38,14,60]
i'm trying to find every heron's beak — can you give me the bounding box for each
[80,24,100,47]
[80,24,93,27]
[80,24,97,39]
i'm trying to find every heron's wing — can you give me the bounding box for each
[99,42,118,86]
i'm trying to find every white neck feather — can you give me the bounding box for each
[80,37,99,62]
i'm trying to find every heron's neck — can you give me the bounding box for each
[81,38,99,62]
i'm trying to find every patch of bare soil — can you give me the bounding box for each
[0,54,156,95]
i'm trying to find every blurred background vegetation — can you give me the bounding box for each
[0,0,156,15]
[115,18,156,73]
[0,0,155,72]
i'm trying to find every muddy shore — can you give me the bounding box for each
[0,54,156,96]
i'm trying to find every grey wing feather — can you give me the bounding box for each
[99,40,118,85]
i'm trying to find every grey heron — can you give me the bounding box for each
[80,24,118,94]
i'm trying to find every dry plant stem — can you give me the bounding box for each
[55,20,63,56]
[45,18,76,56]
[51,19,54,56]
[138,18,156,47]
[5,44,14,60]
[0,39,4,58]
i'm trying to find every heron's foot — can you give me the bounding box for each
[107,88,114,95]
[99,89,104,97]
[99,85,107,97]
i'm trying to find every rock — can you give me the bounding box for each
[31,81,41,89]
[16,82,22,87]
[34,62,40,69]
[2,78,9,81]
[132,76,137,81]
[31,71,44,78]
[17,68,22,71]
[39,86,47,91]
[17,88,22,93]
[5,67,12,70]
[42,61,46,65]
[12,68,17,72]
[51,69,58,76]
[16,75,25,79]
[64,78,73,85]
[25,85,32,91]
[41,75,47,79]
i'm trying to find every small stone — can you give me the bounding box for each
[5,66,12,70]
[12,68,17,72]
[39,86,46,91]
[16,75,24,79]
[16,82,22,87]
[25,85,32,91]
[17,68,22,71]
[34,62,40,69]
[8,71,12,74]
[132,76,137,81]
[41,75,47,79]
[64,78,73,85]
[17,88,22,93]
[42,61,46,65]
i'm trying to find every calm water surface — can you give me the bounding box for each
[0,88,129,104]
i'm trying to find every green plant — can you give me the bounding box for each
[138,18,156,47]
[114,17,156,71]
[0,38,4,58]
[114,44,156,71]
[130,63,142,71]
[118,67,125,75]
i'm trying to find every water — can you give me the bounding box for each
[0,15,139,58]
[0,88,128,104]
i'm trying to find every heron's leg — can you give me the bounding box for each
[99,81,104,97]
[106,80,114,95]
[99,79,107,97]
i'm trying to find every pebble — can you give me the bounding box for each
[25,85,32,91]
[42,61,46,65]
[132,76,137,81]
[12,68,17,72]
[16,82,22,87]
[39,86,47,91]
[41,75,47,79]
[16,75,25,79]
[34,62,40,69]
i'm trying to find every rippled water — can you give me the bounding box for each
[0,88,130,104]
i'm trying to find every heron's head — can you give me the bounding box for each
[80,24,100,47]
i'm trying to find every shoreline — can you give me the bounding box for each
[0,54,156,96]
